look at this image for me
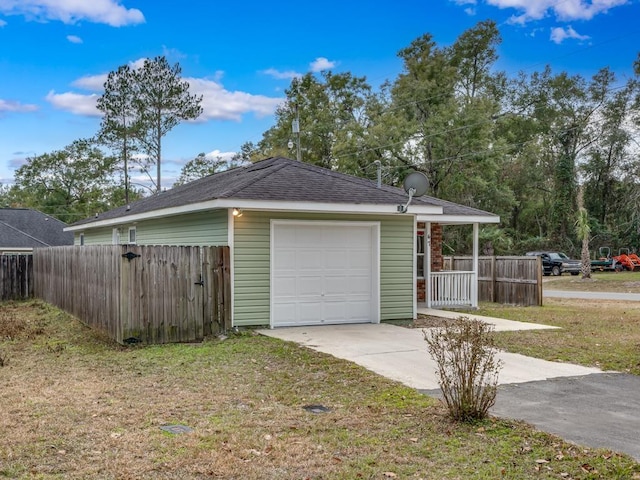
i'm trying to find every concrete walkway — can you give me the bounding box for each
[417,307,561,331]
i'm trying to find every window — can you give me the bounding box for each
[128,227,137,244]
[79,233,85,246]
[417,230,425,278]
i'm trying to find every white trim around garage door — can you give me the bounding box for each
[269,220,380,328]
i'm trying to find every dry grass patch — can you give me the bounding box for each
[1,300,639,479]
[477,299,640,374]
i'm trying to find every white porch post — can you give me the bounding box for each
[472,222,479,308]
[426,222,432,308]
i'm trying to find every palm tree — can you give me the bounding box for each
[575,185,592,279]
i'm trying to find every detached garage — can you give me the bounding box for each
[66,157,500,330]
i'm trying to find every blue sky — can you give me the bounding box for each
[0,0,639,188]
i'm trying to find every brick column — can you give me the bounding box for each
[430,223,443,272]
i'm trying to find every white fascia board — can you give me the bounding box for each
[417,214,501,225]
[66,199,443,232]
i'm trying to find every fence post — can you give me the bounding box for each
[536,255,543,306]
[491,255,497,303]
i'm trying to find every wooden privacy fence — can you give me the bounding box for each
[33,245,231,344]
[0,254,33,301]
[443,255,542,306]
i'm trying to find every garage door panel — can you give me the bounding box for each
[272,222,378,327]
[348,301,372,320]
[273,225,298,245]
[298,302,323,323]
[272,276,297,296]
[297,252,323,269]
[273,249,297,269]
[324,276,348,295]
[322,301,346,321]
[272,303,297,324]
[346,274,372,295]
[325,250,349,268]
[298,276,323,296]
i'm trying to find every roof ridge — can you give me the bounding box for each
[0,219,50,246]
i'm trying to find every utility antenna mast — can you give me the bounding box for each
[292,104,302,161]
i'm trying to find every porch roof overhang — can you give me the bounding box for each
[416,214,500,225]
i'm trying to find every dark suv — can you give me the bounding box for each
[525,251,581,276]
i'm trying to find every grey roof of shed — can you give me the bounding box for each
[71,157,497,226]
[0,208,74,248]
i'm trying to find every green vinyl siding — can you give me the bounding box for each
[233,211,414,327]
[135,210,228,245]
[76,210,228,247]
[75,228,112,245]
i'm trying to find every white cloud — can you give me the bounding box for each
[310,57,336,72]
[550,25,591,43]
[450,0,629,24]
[187,78,282,121]
[0,0,144,26]
[72,73,108,91]
[46,69,283,121]
[261,68,302,80]
[0,98,38,113]
[70,58,147,91]
[196,149,237,164]
[66,34,82,44]
[464,7,477,14]
[0,19,6,26]
[45,90,100,116]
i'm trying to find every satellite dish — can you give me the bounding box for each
[398,171,428,213]
[403,171,428,197]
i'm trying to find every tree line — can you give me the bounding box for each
[3,21,640,257]
[251,20,640,256]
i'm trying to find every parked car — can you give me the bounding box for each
[525,251,581,276]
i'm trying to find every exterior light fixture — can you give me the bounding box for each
[232,208,243,217]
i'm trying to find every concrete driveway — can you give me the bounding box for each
[259,320,640,461]
[258,321,600,390]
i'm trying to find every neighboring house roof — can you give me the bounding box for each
[68,157,499,230]
[0,208,74,249]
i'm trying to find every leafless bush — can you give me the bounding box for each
[424,316,502,421]
[0,350,6,367]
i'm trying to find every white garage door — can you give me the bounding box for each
[271,221,379,327]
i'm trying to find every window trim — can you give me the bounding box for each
[128,226,137,245]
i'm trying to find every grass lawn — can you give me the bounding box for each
[478,298,640,374]
[1,301,638,479]
[476,272,640,375]
[543,271,640,293]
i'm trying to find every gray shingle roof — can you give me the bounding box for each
[0,208,74,248]
[72,157,496,226]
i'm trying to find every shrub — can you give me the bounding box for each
[424,316,502,421]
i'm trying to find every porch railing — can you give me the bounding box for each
[429,271,475,308]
